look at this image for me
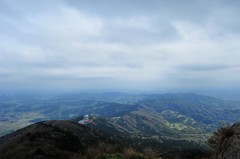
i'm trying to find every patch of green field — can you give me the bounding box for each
[0,112,47,136]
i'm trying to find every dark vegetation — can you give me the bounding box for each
[0,119,214,159]
[0,120,118,159]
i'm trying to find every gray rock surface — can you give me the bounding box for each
[218,123,240,159]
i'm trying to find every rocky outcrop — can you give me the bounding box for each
[217,123,240,159]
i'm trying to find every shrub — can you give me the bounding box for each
[142,148,158,158]
[207,123,233,158]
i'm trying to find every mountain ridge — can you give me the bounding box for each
[0,120,124,159]
[0,119,210,159]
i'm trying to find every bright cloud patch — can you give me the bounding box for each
[0,0,240,91]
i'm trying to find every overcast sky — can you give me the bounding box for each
[0,0,240,92]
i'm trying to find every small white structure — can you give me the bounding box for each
[83,114,89,119]
[78,114,90,125]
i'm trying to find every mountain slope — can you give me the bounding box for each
[0,119,210,159]
[68,94,240,145]
[0,120,120,159]
[1,93,240,142]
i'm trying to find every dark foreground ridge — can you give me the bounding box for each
[2,119,240,159]
[0,120,121,159]
[0,119,211,159]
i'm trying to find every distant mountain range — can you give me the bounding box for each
[69,93,240,139]
[1,93,240,137]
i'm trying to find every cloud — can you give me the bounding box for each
[0,0,240,91]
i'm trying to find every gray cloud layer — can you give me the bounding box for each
[0,0,240,91]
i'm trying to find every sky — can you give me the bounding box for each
[0,0,240,92]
